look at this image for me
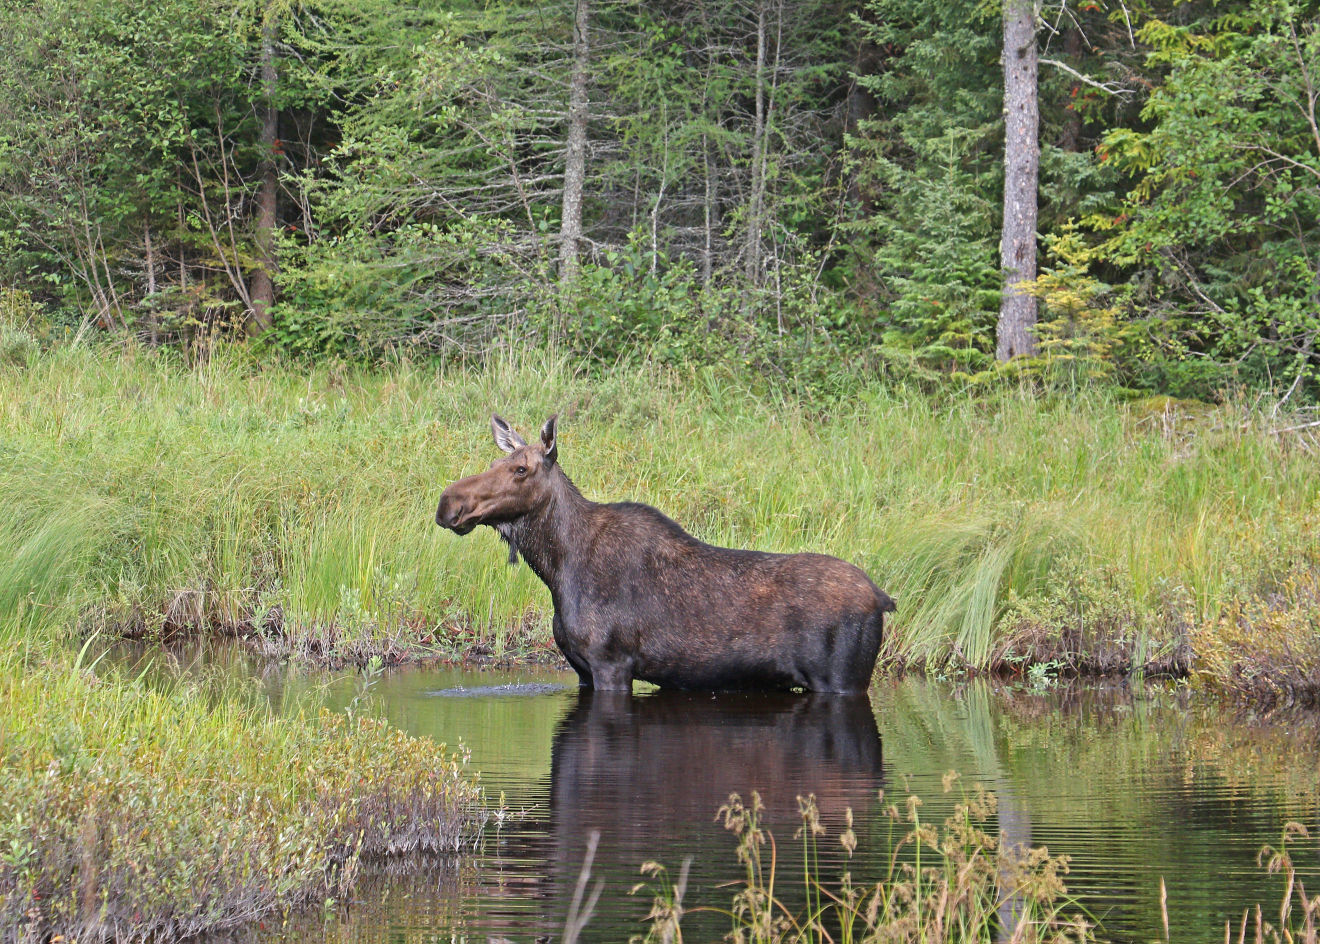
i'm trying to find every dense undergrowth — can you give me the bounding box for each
[0,338,1318,701]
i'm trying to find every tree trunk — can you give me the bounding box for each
[248,12,279,337]
[997,0,1039,361]
[744,0,768,290]
[1059,26,1083,153]
[846,37,881,212]
[996,782,1034,935]
[144,223,158,344]
[559,0,591,287]
[700,0,717,288]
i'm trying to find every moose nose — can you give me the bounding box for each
[436,495,466,529]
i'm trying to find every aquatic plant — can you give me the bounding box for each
[630,776,1095,944]
[628,780,1317,944]
[1240,822,1320,944]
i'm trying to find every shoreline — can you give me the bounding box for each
[145,612,1320,712]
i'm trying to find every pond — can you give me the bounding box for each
[168,649,1319,943]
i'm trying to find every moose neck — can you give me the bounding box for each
[495,466,590,593]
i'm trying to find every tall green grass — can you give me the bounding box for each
[1,339,1317,683]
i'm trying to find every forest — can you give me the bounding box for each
[0,0,1317,400]
[3,3,1320,941]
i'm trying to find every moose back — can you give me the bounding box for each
[436,415,895,693]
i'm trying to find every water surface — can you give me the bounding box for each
[163,651,1319,943]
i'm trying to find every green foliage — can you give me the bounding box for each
[0,0,245,315]
[846,0,1004,374]
[0,0,375,340]
[268,0,861,362]
[0,325,36,369]
[1,0,1316,400]
[274,2,562,358]
[1090,0,1320,397]
[272,216,533,358]
[0,289,43,366]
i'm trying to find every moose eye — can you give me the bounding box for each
[515,466,528,476]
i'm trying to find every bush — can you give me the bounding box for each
[0,649,486,943]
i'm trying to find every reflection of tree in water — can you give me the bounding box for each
[881,678,1320,943]
[869,680,1034,938]
[206,676,1319,944]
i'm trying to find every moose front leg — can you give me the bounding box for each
[588,658,634,692]
[565,655,594,688]
[553,613,594,688]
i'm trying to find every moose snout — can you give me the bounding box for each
[435,492,470,533]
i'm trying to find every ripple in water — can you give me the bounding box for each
[203,661,1320,944]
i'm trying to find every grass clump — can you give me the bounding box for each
[1251,823,1319,944]
[0,643,485,943]
[634,778,1094,944]
[993,554,1193,680]
[1192,557,1320,708]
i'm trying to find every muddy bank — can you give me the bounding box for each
[101,584,1320,708]
[230,613,1320,709]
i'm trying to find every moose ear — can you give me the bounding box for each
[491,414,527,453]
[540,414,558,466]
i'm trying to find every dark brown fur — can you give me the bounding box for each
[436,415,896,693]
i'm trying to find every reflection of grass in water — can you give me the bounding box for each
[363,673,576,792]
[875,678,1320,942]
[1257,824,1320,944]
[629,787,1319,944]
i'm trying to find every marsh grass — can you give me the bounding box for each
[0,639,486,943]
[631,779,1094,944]
[1,338,1317,687]
[631,785,1317,944]
[1249,823,1319,944]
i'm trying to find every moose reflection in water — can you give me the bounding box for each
[544,689,885,936]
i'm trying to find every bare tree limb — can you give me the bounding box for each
[1039,58,1135,98]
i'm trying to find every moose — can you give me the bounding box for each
[435,415,895,693]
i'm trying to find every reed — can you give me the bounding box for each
[630,785,1317,944]
[631,779,1095,944]
[1249,823,1319,944]
[1,337,1317,690]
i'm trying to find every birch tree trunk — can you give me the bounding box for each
[559,0,591,287]
[248,12,279,336]
[997,0,1039,361]
[144,223,158,344]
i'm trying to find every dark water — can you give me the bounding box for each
[131,646,1319,943]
